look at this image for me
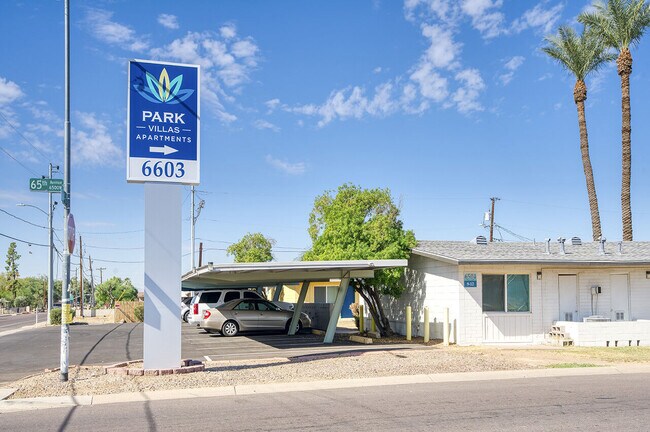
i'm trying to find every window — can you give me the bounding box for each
[256,301,277,311]
[482,274,530,312]
[224,291,239,303]
[314,286,339,303]
[233,301,255,310]
[202,292,222,304]
[243,291,261,299]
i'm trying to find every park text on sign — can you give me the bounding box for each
[127,60,200,184]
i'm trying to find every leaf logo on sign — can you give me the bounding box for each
[134,68,194,104]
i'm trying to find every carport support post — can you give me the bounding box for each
[288,281,308,336]
[324,277,350,343]
[273,283,283,302]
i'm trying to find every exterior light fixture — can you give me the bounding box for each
[537,272,542,280]
[646,271,650,279]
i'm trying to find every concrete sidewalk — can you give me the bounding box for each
[3,364,650,413]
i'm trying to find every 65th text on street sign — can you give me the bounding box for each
[126,60,200,185]
[29,178,63,193]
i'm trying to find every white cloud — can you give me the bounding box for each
[512,3,563,34]
[85,9,149,52]
[461,0,506,38]
[158,14,179,30]
[499,55,525,85]
[410,62,449,102]
[421,25,461,69]
[220,24,237,39]
[265,98,281,112]
[0,77,23,105]
[253,119,280,132]
[451,68,485,113]
[265,155,306,175]
[373,66,383,74]
[72,112,122,166]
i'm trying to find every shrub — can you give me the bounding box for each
[50,307,76,325]
[13,296,29,308]
[134,304,144,322]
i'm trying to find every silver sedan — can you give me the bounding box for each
[200,299,312,337]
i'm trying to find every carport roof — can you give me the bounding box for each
[181,259,408,289]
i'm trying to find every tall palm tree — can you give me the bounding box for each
[542,26,615,241]
[580,0,650,241]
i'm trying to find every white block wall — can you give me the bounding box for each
[383,254,460,343]
[559,320,650,346]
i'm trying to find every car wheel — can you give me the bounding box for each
[285,320,302,334]
[183,310,189,322]
[222,320,239,337]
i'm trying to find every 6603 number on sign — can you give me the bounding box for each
[141,160,185,179]
[127,157,198,184]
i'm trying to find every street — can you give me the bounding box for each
[2,372,649,431]
[0,312,46,333]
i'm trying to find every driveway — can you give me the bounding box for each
[0,322,423,384]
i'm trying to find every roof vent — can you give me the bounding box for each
[598,237,606,255]
[473,235,487,245]
[544,238,551,254]
[617,241,623,255]
[557,237,566,255]
[571,236,582,246]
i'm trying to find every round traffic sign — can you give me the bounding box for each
[67,214,76,253]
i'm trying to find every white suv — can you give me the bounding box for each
[187,289,295,325]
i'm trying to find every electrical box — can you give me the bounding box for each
[591,286,602,295]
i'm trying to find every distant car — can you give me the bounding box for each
[187,289,265,326]
[181,297,192,322]
[200,298,311,337]
[187,289,293,326]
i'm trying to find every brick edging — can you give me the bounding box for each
[104,359,205,376]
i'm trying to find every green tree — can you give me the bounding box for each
[226,232,275,263]
[17,276,47,309]
[4,242,20,300]
[542,26,615,241]
[303,184,416,337]
[94,277,137,307]
[580,0,650,241]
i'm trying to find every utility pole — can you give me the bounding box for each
[88,255,95,314]
[47,163,58,325]
[97,267,106,285]
[489,197,500,243]
[60,0,72,382]
[79,235,83,317]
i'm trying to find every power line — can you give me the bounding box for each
[0,145,40,176]
[0,111,51,160]
[0,232,49,247]
[0,208,49,230]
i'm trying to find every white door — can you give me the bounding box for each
[559,275,578,321]
[610,274,630,321]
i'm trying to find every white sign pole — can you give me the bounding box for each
[144,183,182,370]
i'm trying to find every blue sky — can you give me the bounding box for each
[2,0,650,290]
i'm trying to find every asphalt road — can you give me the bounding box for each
[0,313,47,332]
[0,323,421,384]
[3,372,650,431]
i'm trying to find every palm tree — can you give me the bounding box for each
[580,0,650,241]
[542,26,615,241]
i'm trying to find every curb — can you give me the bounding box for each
[2,364,650,413]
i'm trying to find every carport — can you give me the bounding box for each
[181,260,407,343]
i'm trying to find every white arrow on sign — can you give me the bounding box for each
[149,145,179,155]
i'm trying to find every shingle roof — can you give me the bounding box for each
[413,240,650,266]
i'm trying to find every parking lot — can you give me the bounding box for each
[182,322,369,361]
[0,322,423,384]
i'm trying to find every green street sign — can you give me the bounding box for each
[29,178,63,193]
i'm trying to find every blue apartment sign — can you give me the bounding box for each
[464,273,477,288]
[127,60,200,184]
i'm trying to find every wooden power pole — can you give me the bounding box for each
[489,197,500,243]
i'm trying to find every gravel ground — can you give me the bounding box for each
[7,347,528,399]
